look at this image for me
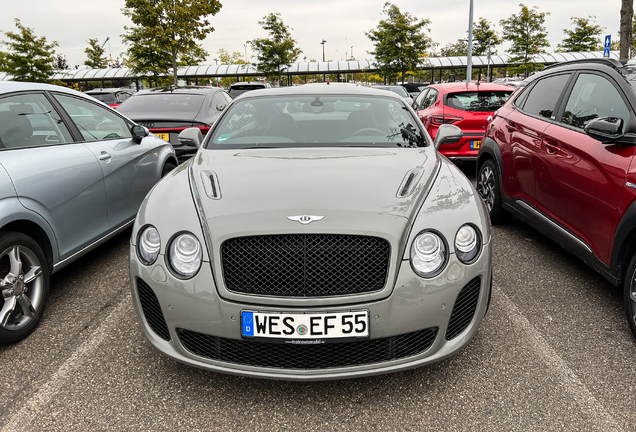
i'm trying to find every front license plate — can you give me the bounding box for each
[470,140,481,149]
[241,310,369,342]
[155,133,170,142]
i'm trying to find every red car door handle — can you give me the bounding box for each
[505,122,517,132]
[543,139,560,153]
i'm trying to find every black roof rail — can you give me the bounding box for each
[541,57,624,72]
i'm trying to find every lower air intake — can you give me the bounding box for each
[177,327,438,369]
[446,277,481,341]
[137,278,171,341]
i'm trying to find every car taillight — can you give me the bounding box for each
[431,115,463,125]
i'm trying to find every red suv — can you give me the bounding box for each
[476,58,636,339]
[413,82,513,161]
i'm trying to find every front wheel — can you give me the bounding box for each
[476,159,510,224]
[161,161,177,178]
[0,232,50,344]
[623,254,636,340]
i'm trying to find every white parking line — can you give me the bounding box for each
[494,283,623,432]
[1,296,131,432]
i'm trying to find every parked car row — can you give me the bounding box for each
[3,58,635,381]
[0,81,177,344]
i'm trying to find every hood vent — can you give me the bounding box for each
[201,170,222,200]
[396,168,424,198]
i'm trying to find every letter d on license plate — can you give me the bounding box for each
[241,310,369,342]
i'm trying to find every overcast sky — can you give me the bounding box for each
[0,0,624,68]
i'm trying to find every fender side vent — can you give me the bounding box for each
[396,169,424,197]
[201,170,222,199]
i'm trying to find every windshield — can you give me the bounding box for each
[445,91,512,112]
[118,93,205,115]
[206,94,429,149]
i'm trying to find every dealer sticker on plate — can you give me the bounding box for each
[241,310,369,343]
[470,140,481,150]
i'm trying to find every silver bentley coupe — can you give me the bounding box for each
[129,84,492,380]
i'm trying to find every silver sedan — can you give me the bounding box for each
[0,81,177,344]
[130,85,492,380]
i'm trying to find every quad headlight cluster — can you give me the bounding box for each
[137,226,203,279]
[410,224,482,278]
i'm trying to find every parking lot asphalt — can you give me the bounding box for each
[1,167,635,432]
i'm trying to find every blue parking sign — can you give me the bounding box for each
[604,35,611,58]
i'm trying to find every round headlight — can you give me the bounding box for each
[410,231,448,278]
[168,233,202,279]
[455,224,481,264]
[138,226,161,265]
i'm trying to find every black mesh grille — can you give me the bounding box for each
[446,277,481,341]
[137,278,171,341]
[221,234,391,297]
[177,327,438,369]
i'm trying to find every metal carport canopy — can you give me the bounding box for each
[0,51,621,81]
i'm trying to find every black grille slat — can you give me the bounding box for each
[137,279,171,341]
[221,235,390,297]
[177,327,438,369]
[446,277,481,340]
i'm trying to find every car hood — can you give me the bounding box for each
[189,147,440,243]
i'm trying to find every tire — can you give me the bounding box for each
[476,159,511,224]
[161,162,177,178]
[0,232,50,345]
[623,253,636,340]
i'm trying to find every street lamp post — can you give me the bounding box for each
[351,46,353,60]
[486,42,492,82]
[466,0,474,82]
[321,39,327,81]
[244,44,248,63]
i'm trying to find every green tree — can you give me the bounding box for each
[473,18,502,56]
[218,48,246,65]
[0,19,58,82]
[366,2,433,84]
[249,13,302,85]
[557,16,604,52]
[500,3,550,77]
[122,0,221,86]
[84,38,108,68]
[217,49,247,87]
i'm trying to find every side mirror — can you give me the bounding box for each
[178,127,203,148]
[584,117,623,143]
[433,124,463,150]
[131,124,148,144]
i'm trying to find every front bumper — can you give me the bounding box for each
[129,241,492,381]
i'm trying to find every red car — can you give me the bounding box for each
[413,82,513,161]
[476,58,636,339]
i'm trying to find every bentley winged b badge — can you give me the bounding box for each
[287,215,325,225]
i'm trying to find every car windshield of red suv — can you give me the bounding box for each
[446,91,512,112]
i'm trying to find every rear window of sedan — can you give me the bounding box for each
[445,91,512,112]
[207,94,428,148]
[118,94,205,116]
[87,93,116,104]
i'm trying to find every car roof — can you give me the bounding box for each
[133,86,222,96]
[521,58,633,87]
[234,83,407,101]
[427,82,516,93]
[229,82,268,87]
[0,81,88,96]
[85,88,133,93]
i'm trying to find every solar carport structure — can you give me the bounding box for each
[0,51,620,85]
